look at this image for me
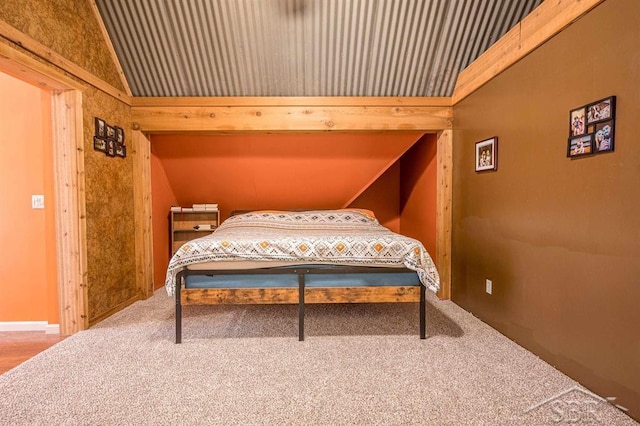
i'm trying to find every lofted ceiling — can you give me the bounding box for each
[95,0,542,98]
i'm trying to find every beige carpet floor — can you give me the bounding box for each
[0,290,635,425]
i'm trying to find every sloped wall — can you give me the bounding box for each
[452,0,640,419]
[150,133,421,220]
[0,0,125,90]
[399,134,438,255]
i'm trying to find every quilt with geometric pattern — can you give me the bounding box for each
[165,209,440,295]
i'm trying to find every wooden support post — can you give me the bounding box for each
[132,130,154,298]
[51,89,89,334]
[436,130,452,300]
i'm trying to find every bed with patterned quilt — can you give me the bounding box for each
[165,209,440,343]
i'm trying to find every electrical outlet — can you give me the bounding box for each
[32,195,45,209]
[486,279,492,294]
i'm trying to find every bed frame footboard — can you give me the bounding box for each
[175,267,426,343]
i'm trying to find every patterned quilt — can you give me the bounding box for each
[165,209,440,295]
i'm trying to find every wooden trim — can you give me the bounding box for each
[132,131,154,298]
[0,18,131,105]
[52,90,89,334]
[87,0,133,96]
[181,286,420,305]
[0,42,85,92]
[305,286,420,303]
[182,288,299,305]
[131,105,453,133]
[88,294,140,326]
[132,96,453,108]
[452,0,605,104]
[435,130,452,300]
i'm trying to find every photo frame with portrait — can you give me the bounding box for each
[593,120,614,153]
[586,96,615,125]
[95,117,106,138]
[93,136,107,153]
[475,137,498,172]
[567,134,593,158]
[569,107,586,137]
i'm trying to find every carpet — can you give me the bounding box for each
[0,290,635,425]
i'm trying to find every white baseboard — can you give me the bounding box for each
[45,324,60,334]
[0,321,60,334]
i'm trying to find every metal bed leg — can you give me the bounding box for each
[176,277,182,344]
[298,273,305,341]
[420,285,426,339]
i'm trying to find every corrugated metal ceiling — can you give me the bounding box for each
[96,0,542,97]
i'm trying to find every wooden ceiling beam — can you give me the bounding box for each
[131,104,453,133]
[131,96,453,108]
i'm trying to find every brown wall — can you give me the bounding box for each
[452,0,640,419]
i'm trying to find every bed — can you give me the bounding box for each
[165,209,440,343]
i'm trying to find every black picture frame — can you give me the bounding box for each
[116,144,127,158]
[569,107,586,137]
[586,96,615,125]
[594,120,614,153]
[567,134,594,158]
[106,125,116,140]
[93,136,107,153]
[475,137,498,172]
[95,117,106,138]
[115,126,125,144]
[106,139,117,157]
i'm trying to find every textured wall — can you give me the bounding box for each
[452,0,640,419]
[83,88,135,322]
[0,0,125,91]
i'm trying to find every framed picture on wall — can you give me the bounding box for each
[93,136,107,153]
[586,96,615,124]
[594,120,614,152]
[106,125,116,140]
[567,134,593,157]
[568,95,616,158]
[569,106,586,136]
[106,139,117,157]
[115,126,125,144]
[116,144,127,158]
[95,117,106,138]
[475,137,498,172]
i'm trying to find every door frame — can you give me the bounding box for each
[0,45,88,334]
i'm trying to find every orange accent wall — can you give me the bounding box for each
[348,162,400,232]
[0,72,58,323]
[151,133,421,220]
[400,134,438,255]
[150,132,430,288]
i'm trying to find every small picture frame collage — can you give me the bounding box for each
[94,117,126,158]
[567,96,615,158]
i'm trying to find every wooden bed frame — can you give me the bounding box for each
[174,266,426,343]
